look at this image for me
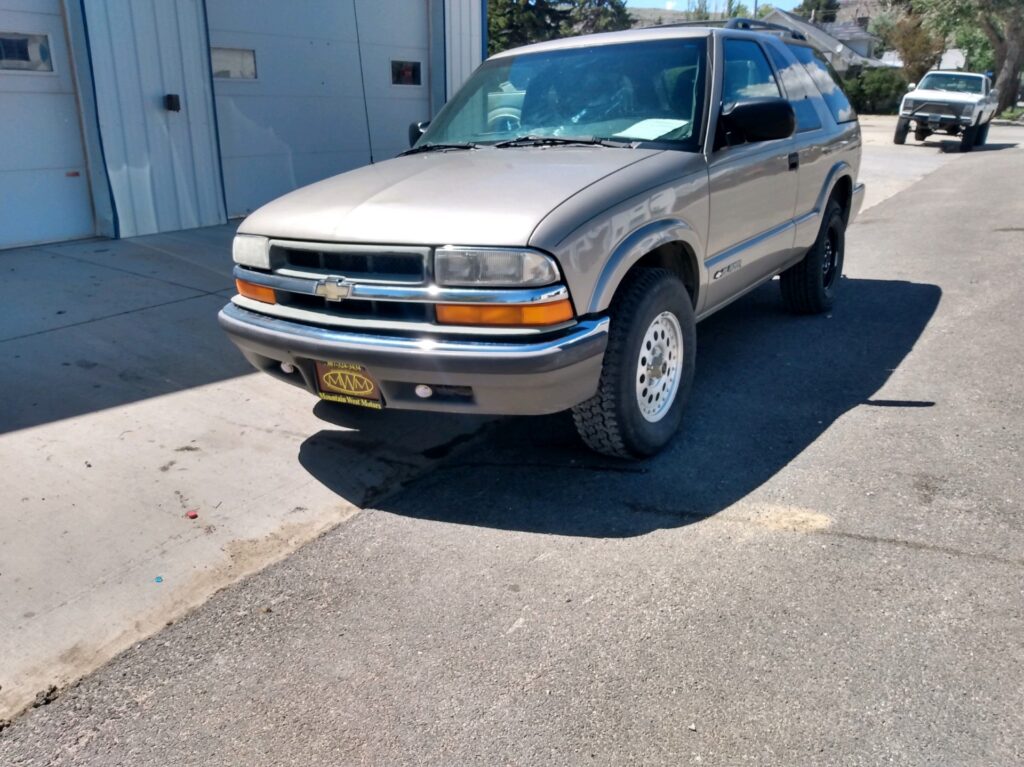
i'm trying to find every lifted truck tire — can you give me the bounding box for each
[974,121,990,146]
[572,268,695,459]
[960,124,978,152]
[914,128,930,142]
[780,198,845,315]
[893,118,909,145]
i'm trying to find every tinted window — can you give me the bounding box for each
[767,45,822,132]
[787,44,856,123]
[722,39,781,103]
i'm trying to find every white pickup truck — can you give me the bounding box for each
[894,71,999,152]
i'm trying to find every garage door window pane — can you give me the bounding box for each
[0,32,53,72]
[211,47,256,80]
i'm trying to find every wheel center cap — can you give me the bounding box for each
[648,349,665,379]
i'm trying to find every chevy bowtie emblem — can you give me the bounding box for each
[314,278,352,301]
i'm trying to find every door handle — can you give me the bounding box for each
[787,152,800,171]
[164,93,181,112]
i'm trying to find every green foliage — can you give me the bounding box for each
[868,10,900,51]
[792,0,840,22]
[563,0,632,35]
[891,13,945,82]
[725,0,752,17]
[487,0,631,55]
[488,0,566,55]
[843,67,910,113]
[756,4,776,19]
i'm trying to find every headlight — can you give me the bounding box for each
[959,103,975,117]
[902,99,917,112]
[232,235,270,268]
[434,247,560,287]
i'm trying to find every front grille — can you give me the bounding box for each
[277,291,432,323]
[914,102,960,117]
[272,245,427,283]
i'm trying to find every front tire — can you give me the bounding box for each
[974,121,989,146]
[779,198,845,315]
[893,118,909,145]
[572,269,696,459]
[960,124,978,152]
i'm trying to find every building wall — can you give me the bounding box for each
[0,0,94,248]
[2,0,485,247]
[445,0,483,99]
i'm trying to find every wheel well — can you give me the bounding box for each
[832,175,853,223]
[631,242,699,309]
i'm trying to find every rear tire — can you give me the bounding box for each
[779,198,845,315]
[893,118,909,145]
[572,268,696,459]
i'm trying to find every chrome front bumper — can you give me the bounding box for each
[218,303,609,414]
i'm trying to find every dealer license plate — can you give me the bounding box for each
[314,361,383,409]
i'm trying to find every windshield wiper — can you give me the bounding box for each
[493,135,634,149]
[400,142,478,156]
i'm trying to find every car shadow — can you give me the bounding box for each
[928,139,1019,153]
[298,277,941,538]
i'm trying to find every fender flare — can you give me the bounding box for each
[586,219,701,314]
[813,161,854,219]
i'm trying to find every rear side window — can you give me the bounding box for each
[786,44,856,123]
[722,39,781,103]
[767,45,822,132]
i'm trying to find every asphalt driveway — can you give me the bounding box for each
[1,120,1022,765]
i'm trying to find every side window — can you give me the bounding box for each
[787,43,856,123]
[722,39,781,103]
[767,45,822,132]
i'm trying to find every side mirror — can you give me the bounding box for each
[408,120,430,148]
[990,88,999,100]
[907,82,916,91]
[718,98,795,147]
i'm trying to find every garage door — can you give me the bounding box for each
[207,0,431,218]
[83,0,226,237]
[0,1,94,249]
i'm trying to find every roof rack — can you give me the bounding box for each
[724,17,807,41]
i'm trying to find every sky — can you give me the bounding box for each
[625,0,803,11]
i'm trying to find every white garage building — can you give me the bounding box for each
[0,0,485,249]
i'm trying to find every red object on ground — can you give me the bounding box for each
[185,510,199,520]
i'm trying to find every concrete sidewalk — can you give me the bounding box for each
[0,226,486,719]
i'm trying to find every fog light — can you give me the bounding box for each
[280,362,295,375]
[415,384,433,398]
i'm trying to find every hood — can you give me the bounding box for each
[905,88,983,105]
[239,147,663,246]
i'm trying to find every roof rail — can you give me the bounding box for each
[724,17,807,41]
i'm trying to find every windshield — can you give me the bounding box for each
[419,38,708,151]
[918,73,984,94]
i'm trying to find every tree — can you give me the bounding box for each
[726,1,753,18]
[561,0,632,35]
[488,0,566,55]
[756,4,777,19]
[792,0,841,23]
[891,12,945,82]
[915,0,1023,114]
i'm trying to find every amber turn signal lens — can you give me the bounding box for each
[236,278,276,304]
[435,298,574,327]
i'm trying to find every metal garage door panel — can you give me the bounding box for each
[0,4,94,249]
[84,0,225,237]
[207,0,373,217]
